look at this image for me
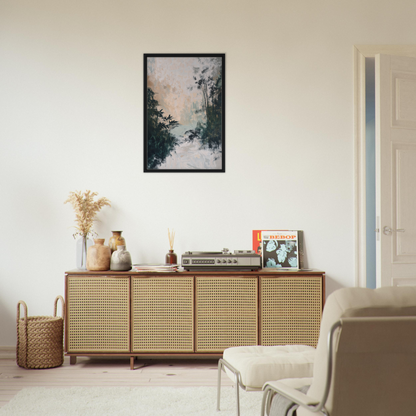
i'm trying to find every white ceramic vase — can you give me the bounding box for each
[110,245,132,271]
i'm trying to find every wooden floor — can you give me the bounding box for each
[0,353,234,408]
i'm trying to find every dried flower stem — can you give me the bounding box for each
[64,190,111,239]
[168,228,175,250]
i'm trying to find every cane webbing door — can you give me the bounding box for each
[67,276,130,352]
[132,276,194,352]
[260,276,322,347]
[195,276,258,352]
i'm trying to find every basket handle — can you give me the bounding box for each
[17,300,28,323]
[53,295,65,320]
[16,300,28,368]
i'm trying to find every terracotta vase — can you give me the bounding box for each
[108,231,126,253]
[165,249,178,265]
[110,246,132,271]
[86,239,111,271]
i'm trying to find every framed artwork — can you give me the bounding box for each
[144,53,225,172]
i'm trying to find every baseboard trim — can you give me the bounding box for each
[0,346,15,359]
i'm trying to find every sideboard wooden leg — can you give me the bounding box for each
[130,356,135,370]
[70,356,77,365]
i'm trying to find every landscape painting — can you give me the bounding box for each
[144,54,225,172]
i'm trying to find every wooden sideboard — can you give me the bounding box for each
[65,270,325,369]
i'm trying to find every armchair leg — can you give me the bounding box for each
[235,379,240,416]
[261,386,273,416]
[217,359,222,411]
[217,358,242,416]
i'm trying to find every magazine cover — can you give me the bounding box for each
[256,230,304,269]
[253,229,288,261]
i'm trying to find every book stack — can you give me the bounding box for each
[131,264,179,272]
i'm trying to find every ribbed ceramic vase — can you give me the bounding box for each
[108,231,126,253]
[110,246,132,271]
[86,239,111,271]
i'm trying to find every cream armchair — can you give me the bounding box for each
[261,286,416,416]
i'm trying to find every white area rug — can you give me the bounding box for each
[0,386,263,416]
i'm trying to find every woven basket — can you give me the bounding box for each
[16,295,65,369]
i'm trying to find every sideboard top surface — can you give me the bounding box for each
[65,269,325,276]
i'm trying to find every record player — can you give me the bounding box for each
[181,248,261,271]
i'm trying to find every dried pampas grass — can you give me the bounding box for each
[64,190,111,238]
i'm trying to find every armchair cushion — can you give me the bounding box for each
[223,345,315,389]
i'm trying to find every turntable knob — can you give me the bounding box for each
[222,248,229,254]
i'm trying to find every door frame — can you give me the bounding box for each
[353,45,416,288]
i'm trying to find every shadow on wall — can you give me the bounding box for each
[0,297,17,346]
[300,245,343,298]
[325,275,344,299]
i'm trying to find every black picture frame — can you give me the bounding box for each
[144,53,225,172]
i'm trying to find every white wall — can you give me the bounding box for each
[1,0,416,346]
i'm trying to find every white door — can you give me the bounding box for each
[376,54,416,287]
